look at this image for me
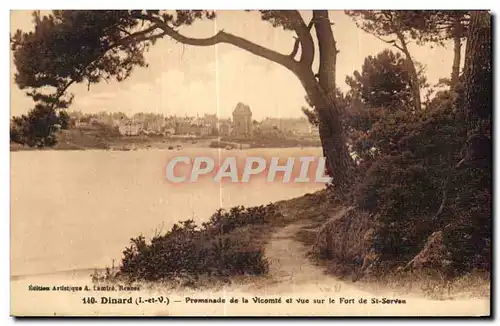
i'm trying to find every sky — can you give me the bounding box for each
[9,10,462,120]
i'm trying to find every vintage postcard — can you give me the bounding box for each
[10,9,491,317]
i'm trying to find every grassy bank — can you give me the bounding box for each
[90,187,489,300]
[92,204,286,287]
[287,192,490,300]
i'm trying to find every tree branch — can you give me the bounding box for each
[383,11,395,25]
[286,11,315,67]
[378,11,413,55]
[136,12,303,71]
[306,19,314,30]
[289,18,314,60]
[290,36,300,58]
[371,33,405,52]
[117,24,165,47]
[116,26,132,36]
[153,22,298,72]
[395,30,412,57]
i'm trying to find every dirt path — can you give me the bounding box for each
[266,222,324,283]
[262,205,357,288]
[261,219,370,296]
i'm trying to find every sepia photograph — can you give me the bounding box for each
[9,8,492,317]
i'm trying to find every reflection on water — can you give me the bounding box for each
[10,148,324,276]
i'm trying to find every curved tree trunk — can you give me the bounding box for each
[294,67,355,195]
[297,10,356,196]
[316,100,355,194]
[313,88,355,194]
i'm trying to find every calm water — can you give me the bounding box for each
[10,148,324,276]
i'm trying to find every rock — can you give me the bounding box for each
[405,231,451,271]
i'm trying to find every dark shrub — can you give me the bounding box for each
[347,90,490,274]
[113,204,278,282]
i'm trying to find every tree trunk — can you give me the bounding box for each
[297,71,355,195]
[316,100,355,194]
[450,17,463,88]
[462,11,492,137]
[406,56,422,112]
[316,99,355,194]
[300,10,355,196]
[397,33,421,112]
[451,11,492,272]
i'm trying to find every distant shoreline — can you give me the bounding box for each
[10,130,322,152]
[10,143,323,152]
